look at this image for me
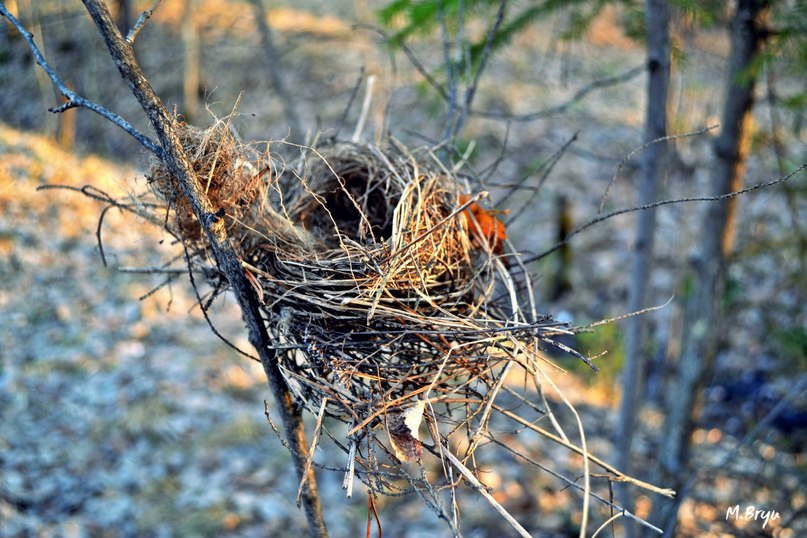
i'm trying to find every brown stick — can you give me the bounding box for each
[78,1,328,535]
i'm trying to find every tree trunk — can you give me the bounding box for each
[653,1,769,534]
[614,1,670,534]
[79,2,329,536]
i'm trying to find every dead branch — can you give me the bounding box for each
[472,64,645,122]
[80,1,328,532]
[0,4,161,155]
[524,159,807,264]
[1,1,330,535]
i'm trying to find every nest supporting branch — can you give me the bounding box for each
[78,2,329,536]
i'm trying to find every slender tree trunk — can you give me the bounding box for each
[182,0,200,123]
[79,2,329,536]
[614,1,670,534]
[549,194,572,301]
[653,1,769,535]
[248,0,303,141]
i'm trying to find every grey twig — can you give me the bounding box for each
[597,125,719,215]
[501,131,578,222]
[126,0,165,44]
[356,24,450,103]
[451,0,507,138]
[525,159,807,263]
[248,0,303,140]
[472,64,645,122]
[0,3,162,156]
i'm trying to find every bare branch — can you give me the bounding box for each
[356,24,451,103]
[597,125,718,215]
[501,132,578,221]
[126,0,165,44]
[248,0,303,139]
[472,64,645,122]
[575,296,675,331]
[0,3,162,156]
[524,159,807,264]
[75,1,329,534]
[451,0,507,138]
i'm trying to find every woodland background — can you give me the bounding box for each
[1,0,805,536]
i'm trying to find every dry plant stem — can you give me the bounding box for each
[490,439,664,535]
[351,75,375,143]
[492,405,674,498]
[441,447,532,538]
[528,368,592,537]
[78,2,328,536]
[297,399,328,507]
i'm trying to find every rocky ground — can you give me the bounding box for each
[1,1,806,537]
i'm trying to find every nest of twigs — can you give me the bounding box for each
[148,120,593,467]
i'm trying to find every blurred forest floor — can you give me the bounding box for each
[1,1,806,536]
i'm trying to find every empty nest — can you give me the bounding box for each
[149,121,590,466]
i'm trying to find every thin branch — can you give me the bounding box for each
[490,439,664,535]
[524,160,807,264]
[452,0,507,138]
[574,297,675,331]
[502,132,578,222]
[439,445,532,538]
[356,24,450,102]
[473,64,645,122]
[182,243,261,363]
[117,266,190,274]
[76,2,329,535]
[0,4,162,156]
[248,0,303,139]
[597,125,718,215]
[126,0,165,44]
[493,404,675,498]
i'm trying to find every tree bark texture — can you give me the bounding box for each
[654,1,769,535]
[615,1,670,534]
[79,2,329,536]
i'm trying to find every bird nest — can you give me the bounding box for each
[148,120,594,468]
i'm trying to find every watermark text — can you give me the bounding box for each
[725,505,780,529]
